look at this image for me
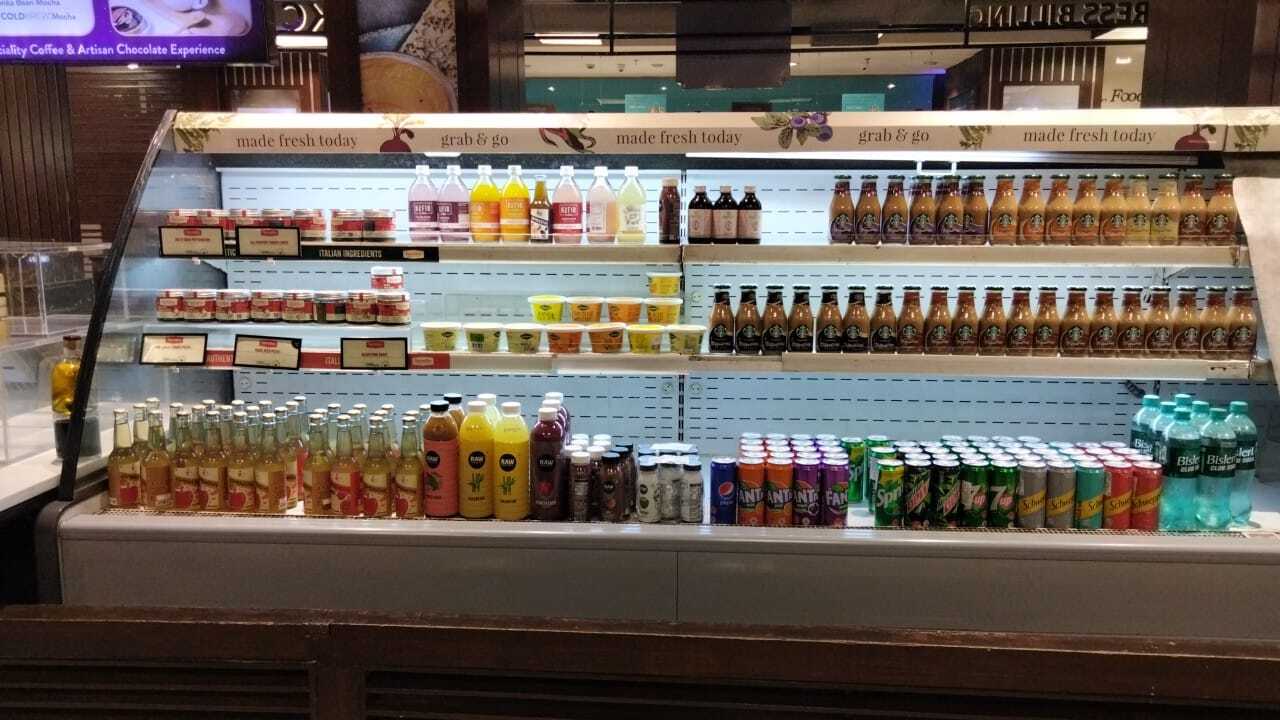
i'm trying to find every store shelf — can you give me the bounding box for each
[683,244,1251,267]
[782,354,1258,381]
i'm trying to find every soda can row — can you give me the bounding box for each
[718,455,852,527]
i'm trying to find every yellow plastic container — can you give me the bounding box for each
[527,294,565,324]
[666,324,706,355]
[586,322,626,353]
[644,297,683,324]
[627,324,665,354]
[463,322,502,353]
[646,272,682,297]
[421,321,461,351]
[504,323,543,354]
[566,296,605,323]
[605,296,643,324]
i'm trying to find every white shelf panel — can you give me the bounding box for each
[781,354,1257,381]
[684,244,1249,267]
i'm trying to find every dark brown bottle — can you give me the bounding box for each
[737,185,762,244]
[760,285,788,355]
[734,285,762,355]
[843,286,871,352]
[869,286,897,353]
[708,284,734,354]
[687,185,713,244]
[815,285,843,353]
[658,177,681,244]
[787,285,814,352]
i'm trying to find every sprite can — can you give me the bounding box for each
[928,459,962,528]
[874,458,904,527]
[842,437,865,504]
[1074,460,1106,529]
[960,460,989,527]
[986,460,1019,528]
[867,446,897,511]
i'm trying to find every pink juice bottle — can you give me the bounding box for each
[531,406,566,520]
[551,165,583,244]
[408,164,438,242]
[544,391,570,438]
[421,400,460,516]
[436,164,471,243]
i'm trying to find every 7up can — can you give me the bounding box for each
[874,459,904,527]
[960,460,989,527]
[986,460,1019,528]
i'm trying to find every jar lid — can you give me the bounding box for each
[371,266,404,275]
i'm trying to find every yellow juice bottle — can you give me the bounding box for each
[458,400,494,518]
[469,164,501,243]
[500,164,531,243]
[493,401,530,520]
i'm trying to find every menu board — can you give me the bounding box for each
[0,0,268,64]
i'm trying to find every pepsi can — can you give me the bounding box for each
[710,457,737,525]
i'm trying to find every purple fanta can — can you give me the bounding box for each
[793,458,823,526]
[821,459,850,527]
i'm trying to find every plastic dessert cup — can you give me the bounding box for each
[586,322,626,353]
[627,324,665,354]
[666,324,705,355]
[421,321,461,351]
[566,296,605,323]
[462,322,502,353]
[644,297,683,324]
[528,294,565,324]
[504,323,544,353]
[605,296,643,324]
[647,272,682,297]
[546,323,586,353]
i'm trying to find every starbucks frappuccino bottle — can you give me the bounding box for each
[787,285,814,352]
[1150,174,1181,245]
[855,175,882,246]
[882,175,909,244]
[1045,174,1073,246]
[897,286,925,353]
[908,178,936,245]
[1178,174,1207,245]
[707,284,735,354]
[1144,286,1175,358]
[923,286,952,355]
[1072,174,1101,245]
[1206,174,1238,246]
[1099,174,1128,246]
[989,175,1018,245]
[963,176,989,246]
[1228,286,1258,360]
[829,176,854,244]
[735,285,762,355]
[978,286,1007,356]
[1032,286,1061,357]
[1059,287,1090,357]
[1199,286,1230,358]
[1172,286,1202,357]
[1088,286,1118,357]
[952,286,979,355]
[815,285,844,353]
[760,285,788,356]
[844,286,871,353]
[1126,174,1151,245]
[1116,286,1146,357]
[1018,175,1046,245]
[869,286,897,353]
[936,176,965,245]
[1006,286,1034,356]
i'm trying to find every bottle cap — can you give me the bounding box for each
[662,177,678,187]
[446,164,460,173]
[1142,395,1160,407]
[594,165,608,175]
[477,393,497,406]
[603,452,622,463]
[477,164,491,173]
[572,451,590,465]
[501,401,521,415]
[538,407,558,422]
[416,164,429,173]
[443,393,463,405]
[560,165,575,175]
[719,185,732,193]
[1210,407,1228,421]
[508,164,521,174]
[544,391,565,401]
[466,400,487,413]
[744,185,756,192]
[694,185,706,192]
[624,165,638,175]
[1229,400,1249,414]
[588,445,606,459]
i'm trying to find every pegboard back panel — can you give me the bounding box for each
[235,370,681,444]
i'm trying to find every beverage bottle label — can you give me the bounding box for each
[688,208,712,239]
[470,200,500,233]
[621,205,643,233]
[362,472,391,516]
[738,210,761,239]
[552,202,582,234]
[395,471,421,517]
[423,439,459,516]
[409,200,437,227]
[708,322,734,353]
[713,210,738,239]
[530,207,550,240]
[884,212,907,239]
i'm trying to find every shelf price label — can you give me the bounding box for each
[158,226,225,257]
[236,227,301,257]
[340,338,409,370]
[232,335,302,370]
[139,334,208,366]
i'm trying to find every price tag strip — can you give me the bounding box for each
[235,226,301,258]
[139,334,209,366]
[232,335,303,370]
[206,346,451,371]
[158,226,226,257]
[340,338,409,370]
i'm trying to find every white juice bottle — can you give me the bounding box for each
[616,165,646,244]
[586,165,617,244]
[436,164,471,243]
[407,164,438,242]
[551,165,583,244]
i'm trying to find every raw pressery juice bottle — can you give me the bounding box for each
[530,406,566,520]
[437,164,470,243]
[493,401,531,520]
[422,400,460,517]
[408,164,438,241]
[458,400,495,518]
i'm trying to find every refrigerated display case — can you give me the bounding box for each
[40,108,1280,639]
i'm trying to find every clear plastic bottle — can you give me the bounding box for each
[408,164,438,241]
[436,164,471,243]
[1149,401,1177,469]
[469,164,501,243]
[616,165,646,244]
[1190,399,1212,432]
[586,165,617,243]
[1225,401,1257,524]
[1129,394,1162,456]
[1195,407,1236,530]
[1159,407,1201,531]
[499,164,530,243]
[552,165,583,244]
[493,401,530,520]
[458,400,494,518]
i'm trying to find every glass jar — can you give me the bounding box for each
[250,290,284,322]
[315,291,348,323]
[234,209,265,233]
[376,290,411,325]
[183,289,216,322]
[331,210,365,240]
[365,209,396,242]
[370,266,405,290]
[216,290,251,322]
[156,289,184,321]
[283,290,316,323]
[293,209,326,241]
[261,209,294,228]
[348,291,378,324]
[164,209,201,226]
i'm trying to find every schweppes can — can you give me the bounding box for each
[1129,461,1163,531]
[1045,460,1077,529]
[1015,460,1047,529]
[1073,461,1106,529]
[1102,460,1134,530]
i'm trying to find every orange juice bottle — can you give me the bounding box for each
[499,164,531,242]
[469,164,501,242]
[458,400,494,518]
[493,401,530,520]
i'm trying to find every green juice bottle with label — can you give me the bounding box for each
[1195,407,1236,530]
[1159,407,1201,531]
[616,165,646,244]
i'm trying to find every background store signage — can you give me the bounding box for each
[0,0,269,64]
[299,243,440,262]
[841,94,885,112]
[236,227,300,257]
[232,335,301,370]
[340,338,409,370]
[968,2,1148,30]
[158,226,225,257]
[139,334,208,366]
[625,94,668,113]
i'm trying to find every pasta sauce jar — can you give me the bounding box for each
[216,290,251,321]
[183,289,216,321]
[293,209,326,241]
[316,291,347,323]
[283,290,315,323]
[156,289,185,321]
[365,210,397,242]
[250,290,284,322]
[370,266,404,290]
[164,209,202,226]
[331,210,365,240]
[347,291,378,323]
[375,290,411,325]
[261,209,295,228]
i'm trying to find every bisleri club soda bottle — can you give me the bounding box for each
[1226,400,1257,524]
[1195,407,1236,530]
[469,164,501,243]
[493,401,531,520]
[458,400,494,518]
[1129,394,1161,456]
[1159,407,1200,531]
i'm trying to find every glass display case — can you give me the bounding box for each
[44,108,1280,638]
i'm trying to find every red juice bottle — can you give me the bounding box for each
[531,406,566,520]
[421,400,460,517]
[544,391,570,438]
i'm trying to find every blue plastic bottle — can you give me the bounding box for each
[1149,401,1177,468]
[1159,407,1201,531]
[1225,400,1258,525]
[1195,407,1236,530]
[1129,395,1162,456]
[1190,400,1212,432]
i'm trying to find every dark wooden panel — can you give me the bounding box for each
[1250,0,1280,104]
[325,0,362,110]
[1143,0,1265,106]
[0,65,77,244]
[986,45,1106,110]
[458,0,525,111]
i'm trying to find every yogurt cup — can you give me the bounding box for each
[504,323,544,354]
[566,296,605,323]
[421,322,462,351]
[462,322,503,353]
[645,297,683,324]
[586,322,626,353]
[627,324,665,354]
[647,272,682,297]
[528,294,565,324]
[666,324,705,355]
[605,296,643,324]
[546,323,586,353]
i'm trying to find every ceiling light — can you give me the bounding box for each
[1096,27,1148,41]
[887,83,896,89]
[276,34,328,49]
[536,33,603,46]
[789,61,798,67]
[126,63,139,69]
[877,32,884,38]
[1114,56,1133,65]
[660,86,668,91]
[547,85,556,92]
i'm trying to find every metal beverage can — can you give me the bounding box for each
[709,458,737,525]
[764,459,794,526]
[821,459,850,527]
[960,460,989,527]
[939,434,964,443]
[1015,435,1043,444]
[1016,460,1048,529]
[867,446,897,511]
[1074,461,1106,529]
[1101,441,1128,450]
[1103,460,1134,530]
[736,457,766,526]
[903,460,932,528]
[874,459,905,527]
[928,459,962,528]
[1129,461,1163,530]
[986,460,1019,528]
[1045,460,1077,529]
[792,458,822,526]
[1076,441,1102,449]
[841,437,865,504]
